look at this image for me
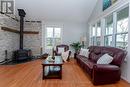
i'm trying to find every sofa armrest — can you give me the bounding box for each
[92,64,121,85]
[93,64,120,72]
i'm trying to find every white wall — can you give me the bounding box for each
[0,14,19,62]
[24,22,42,56]
[127,0,130,82]
[89,0,129,23]
[42,21,87,56]
[62,22,87,44]
[88,0,130,83]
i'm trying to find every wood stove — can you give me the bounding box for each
[13,9,32,61]
[13,49,32,61]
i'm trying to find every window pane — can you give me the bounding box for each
[104,36,112,46]
[54,28,61,38]
[46,27,53,38]
[90,37,95,45]
[54,38,61,46]
[96,37,101,46]
[105,14,113,35]
[46,27,62,49]
[92,25,96,36]
[46,38,53,49]
[97,21,101,36]
[117,7,129,33]
[116,34,128,49]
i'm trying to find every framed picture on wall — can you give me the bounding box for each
[103,0,118,11]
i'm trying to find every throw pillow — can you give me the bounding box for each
[58,47,65,54]
[97,54,113,64]
[61,50,69,62]
[79,48,89,58]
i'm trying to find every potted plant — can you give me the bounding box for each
[70,42,82,53]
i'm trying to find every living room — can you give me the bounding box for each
[0,0,130,87]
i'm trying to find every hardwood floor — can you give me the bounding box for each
[0,59,130,87]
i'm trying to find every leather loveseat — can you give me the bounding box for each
[76,46,127,85]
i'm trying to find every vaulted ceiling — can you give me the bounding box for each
[15,0,97,22]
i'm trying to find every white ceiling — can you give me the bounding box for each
[15,0,97,22]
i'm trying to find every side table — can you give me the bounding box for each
[74,53,77,59]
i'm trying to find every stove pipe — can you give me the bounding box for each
[18,9,26,49]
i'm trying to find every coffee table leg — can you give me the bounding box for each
[60,65,62,79]
[42,65,45,80]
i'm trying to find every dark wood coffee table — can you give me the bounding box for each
[42,56,63,79]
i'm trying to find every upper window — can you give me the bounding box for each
[116,7,129,50]
[89,5,129,51]
[117,7,129,33]
[104,14,113,46]
[105,14,113,35]
[92,25,96,36]
[96,21,101,46]
[90,25,96,45]
[97,21,101,36]
[45,27,62,49]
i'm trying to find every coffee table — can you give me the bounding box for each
[42,56,63,79]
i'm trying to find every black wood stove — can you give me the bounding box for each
[13,9,32,61]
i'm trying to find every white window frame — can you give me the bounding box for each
[45,25,63,50]
[96,21,101,46]
[104,13,114,47]
[90,24,96,46]
[89,3,129,51]
[89,21,102,46]
[115,6,129,50]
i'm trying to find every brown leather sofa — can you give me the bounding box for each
[76,46,127,85]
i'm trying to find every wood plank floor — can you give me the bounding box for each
[0,59,130,87]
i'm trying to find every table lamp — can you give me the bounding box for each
[80,36,86,48]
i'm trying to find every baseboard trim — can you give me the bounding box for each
[121,76,130,83]
[121,76,127,81]
[0,60,5,63]
[0,59,12,65]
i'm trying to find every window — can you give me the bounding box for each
[104,14,113,46]
[104,36,113,46]
[89,5,129,51]
[116,7,129,50]
[45,27,62,49]
[96,21,101,46]
[90,21,101,46]
[116,34,128,49]
[105,14,113,35]
[92,25,96,36]
[90,25,96,45]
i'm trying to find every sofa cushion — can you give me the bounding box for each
[79,48,89,58]
[97,54,113,64]
[84,60,95,69]
[77,54,88,60]
[89,52,102,63]
[84,59,96,77]
[76,55,95,77]
[94,47,101,55]
[58,47,65,54]
[61,50,69,62]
